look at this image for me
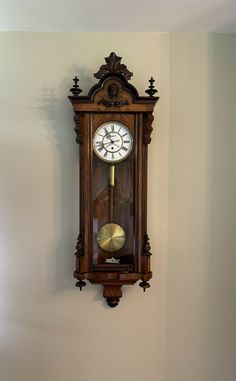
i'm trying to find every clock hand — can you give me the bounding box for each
[105,141,120,148]
[104,140,120,145]
[112,143,120,148]
[107,136,120,144]
[104,141,113,146]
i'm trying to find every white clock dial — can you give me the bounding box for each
[93,122,133,163]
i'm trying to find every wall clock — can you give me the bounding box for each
[69,52,159,307]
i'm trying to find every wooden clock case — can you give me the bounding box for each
[69,53,158,307]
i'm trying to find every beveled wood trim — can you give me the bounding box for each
[77,113,91,273]
[137,113,143,274]
[69,101,157,113]
[74,271,152,283]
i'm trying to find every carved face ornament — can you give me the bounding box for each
[108,83,119,99]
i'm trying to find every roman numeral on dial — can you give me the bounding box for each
[93,122,133,163]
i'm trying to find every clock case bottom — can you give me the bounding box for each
[74,271,152,308]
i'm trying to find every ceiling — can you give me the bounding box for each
[0,0,236,32]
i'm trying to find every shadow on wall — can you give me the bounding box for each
[37,64,95,293]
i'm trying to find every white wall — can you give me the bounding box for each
[0,32,235,381]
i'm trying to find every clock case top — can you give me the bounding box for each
[68,53,159,307]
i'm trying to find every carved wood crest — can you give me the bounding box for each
[94,52,133,80]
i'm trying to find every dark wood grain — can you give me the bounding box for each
[69,53,159,307]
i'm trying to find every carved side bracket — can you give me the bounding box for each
[143,233,152,256]
[74,233,83,257]
[139,234,152,292]
[74,234,85,290]
[143,113,154,144]
[74,113,82,144]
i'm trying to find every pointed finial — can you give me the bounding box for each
[145,77,158,97]
[75,280,86,291]
[70,76,82,96]
[139,281,150,292]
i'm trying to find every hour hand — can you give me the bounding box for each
[104,140,120,148]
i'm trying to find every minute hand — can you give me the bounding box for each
[104,140,120,148]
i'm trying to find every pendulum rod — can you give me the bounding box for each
[109,164,115,222]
